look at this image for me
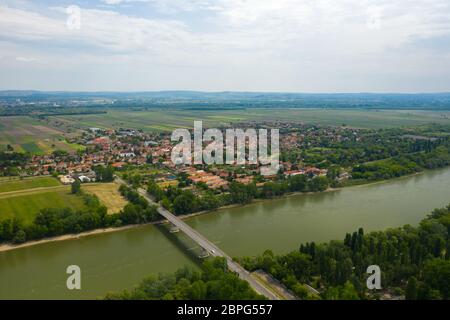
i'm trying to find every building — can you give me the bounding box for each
[78,175,91,183]
[283,170,305,177]
[58,175,75,185]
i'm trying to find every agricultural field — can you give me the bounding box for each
[0,187,86,224]
[83,183,127,214]
[0,116,84,154]
[157,180,178,189]
[53,108,450,131]
[116,165,167,177]
[0,176,60,194]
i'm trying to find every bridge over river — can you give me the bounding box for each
[133,187,279,300]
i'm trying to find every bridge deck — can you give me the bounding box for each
[135,187,279,300]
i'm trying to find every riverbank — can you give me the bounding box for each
[0,170,431,253]
[0,200,251,253]
[3,166,450,299]
[0,224,143,252]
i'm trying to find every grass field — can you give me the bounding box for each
[0,187,86,224]
[0,176,60,194]
[0,179,126,223]
[0,116,85,154]
[83,183,127,214]
[54,108,450,131]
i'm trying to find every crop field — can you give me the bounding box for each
[0,187,86,224]
[0,116,85,154]
[0,176,60,194]
[83,183,127,214]
[54,108,450,131]
[157,180,178,189]
[116,165,167,177]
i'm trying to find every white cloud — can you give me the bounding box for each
[0,5,193,55]
[2,2,450,58]
[101,0,124,4]
[100,0,150,5]
[15,56,38,62]
[0,1,449,91]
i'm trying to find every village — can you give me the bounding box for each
[9,121,361,193]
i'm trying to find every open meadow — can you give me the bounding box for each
[0,187,86,224]
[83,183,127,214]
[0,176,61,194]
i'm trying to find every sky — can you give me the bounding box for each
[0,0,450,92]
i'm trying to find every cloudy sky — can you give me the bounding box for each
[0,0,449,92]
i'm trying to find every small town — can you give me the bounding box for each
[8,122,363,194]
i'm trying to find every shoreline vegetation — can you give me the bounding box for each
[237,203,450,300]
[106,203,450,300]
[0,169,430,253]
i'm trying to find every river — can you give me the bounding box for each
[1,167,450,299]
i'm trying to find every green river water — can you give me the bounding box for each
[1,167,450,299]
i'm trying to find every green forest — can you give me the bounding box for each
[238,204,450,300]
[105,257,264,300]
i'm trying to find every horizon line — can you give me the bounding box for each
[1,90,450,95]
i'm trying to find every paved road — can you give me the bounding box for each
[129,186,279,300]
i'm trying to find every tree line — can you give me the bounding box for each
[0,151,30,176]
[352,143,450,182]
[146,174,330,216]
[104,257,264,300]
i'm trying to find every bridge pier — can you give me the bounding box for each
[169,222,180,233]
[198,247,210,259]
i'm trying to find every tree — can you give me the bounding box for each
[405,276,418,300]
[229,182,256,204]
[188,280,207,300]
[324,281,359,300]
[289,174,307,192]
[161,197,172,211]
[71,180,81,194]
[12,230,26,244]
[200,192,219,211]
[292,284,309,299]
[173,191,197,215]
[105,257,263,300]
[423,259,450,299]
[103,166,114,182]
[94,165,114,182]
[308,176,329,192]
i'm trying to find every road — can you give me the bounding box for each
[136,188,279,300]
[114,180,279,300]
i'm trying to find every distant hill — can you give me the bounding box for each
[1,91,450,110]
